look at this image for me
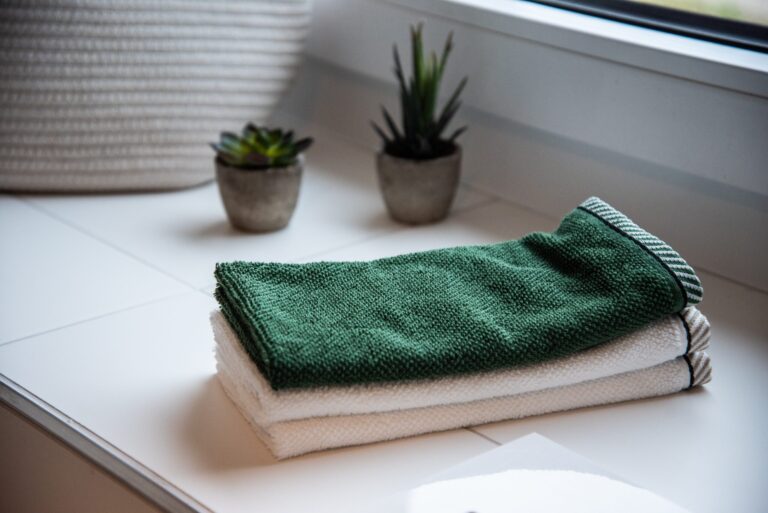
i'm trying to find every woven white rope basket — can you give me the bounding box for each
[0,0,311,191]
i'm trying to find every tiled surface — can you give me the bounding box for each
[0,195,188,344]
[472,272,768,513]
[299,200,553,263]
[2,127,767,512]
[0,292,496,513]
[199,200,552,296]
[21,132,491,289]
[1,127,500,512]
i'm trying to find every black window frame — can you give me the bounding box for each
[527,0,768,53]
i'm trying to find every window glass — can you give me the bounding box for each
[628,0,768,26]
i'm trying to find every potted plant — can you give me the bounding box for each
[372,24,468,224]
[211,124,313,232]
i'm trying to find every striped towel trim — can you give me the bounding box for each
[579,197,703,306]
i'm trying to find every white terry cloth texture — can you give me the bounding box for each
[216,351,712,459]
[210,308,710,423]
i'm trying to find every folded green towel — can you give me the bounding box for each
[214,197,702,390]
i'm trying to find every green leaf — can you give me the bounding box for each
[439,76,467,119]
[448,126,467,142]
[435,100,461,138]
[393,45,407,91]
[381,106,402,141]
[439,31,454,75]
[243,152,270,167]
[381,25,466,158]
[411,24,424,90]
[293,137,313,154]
[407,76,423,133]
[255,126,270,147]
[371,121,393,145]
[423,54,439,125]
[272,155,296,167]
[220,131,240,144]
[214,124,311,168]
[400,84,415,141]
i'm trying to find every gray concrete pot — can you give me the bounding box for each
[376,146,461,224]
[215,156,303,233]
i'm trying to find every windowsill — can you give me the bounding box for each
[1,119,768,512]
[291,0,768,290]
[384,0,768,96]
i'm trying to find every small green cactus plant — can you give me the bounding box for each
[211,123,313,169]
[372,24,467,161]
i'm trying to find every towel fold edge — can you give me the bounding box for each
[578,197,703,307]
[213,274,278,388]
[687,351,712,388]
[217,354,705,459]
[679,307,711,354]
[210,307,710,423]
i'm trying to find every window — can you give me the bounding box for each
[528,0,768,52]
[630,0,767,26]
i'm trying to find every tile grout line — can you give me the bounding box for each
[461,182,768,297]
[0,290,196,350]
[137,191,498,293]
[285,116,768,297]
[290,227,406,263]
[694,267,768,297]
[281,116,768,297]
[198,285,215,297]
[12,116,499,291]
[291,196,501,264]
[293,117,502,217]
[283,111,550,221]
[276,111,500,208]
[426,181,768,296]
[226,113,501,264]
[18,185,498,294]
[281,112,498,208]
[464,427,502,446]
[19,197,201,291]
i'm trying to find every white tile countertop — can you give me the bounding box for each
[1,125,767,513]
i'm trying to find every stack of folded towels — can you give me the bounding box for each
[211,197,712,459]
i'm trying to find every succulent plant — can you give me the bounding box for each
[211,124,313,169]
[372,24,468,161]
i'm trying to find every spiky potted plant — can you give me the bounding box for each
[211,124,313,232]
[372,24,467,224]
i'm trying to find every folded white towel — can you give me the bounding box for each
[217,351,711,459]
[210,308,709,423]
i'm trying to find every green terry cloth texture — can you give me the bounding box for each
[214,197,703,390]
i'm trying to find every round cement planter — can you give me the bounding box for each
[216,157,303,233]
[376,146,461,224]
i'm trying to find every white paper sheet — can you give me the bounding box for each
[379,433,689,513]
